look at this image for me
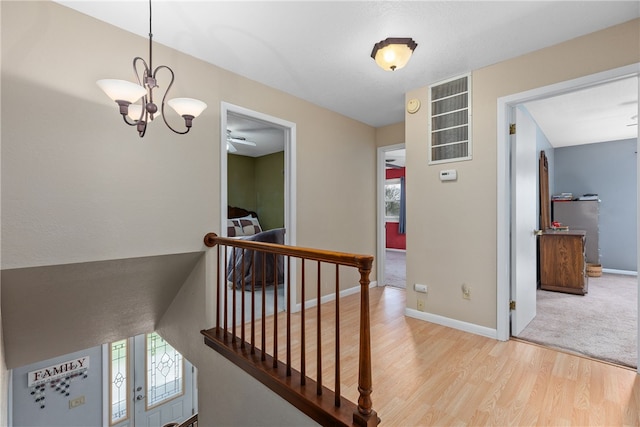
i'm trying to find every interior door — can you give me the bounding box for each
[133,333,194,427]
[510,106,538,335]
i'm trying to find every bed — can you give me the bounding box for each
[226,206,285,290]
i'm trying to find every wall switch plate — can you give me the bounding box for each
[69,396,85,409]
[462,283,471,300]
[414,284,428,293]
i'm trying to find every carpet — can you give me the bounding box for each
[517,273,638,368]
[384,250,406,288]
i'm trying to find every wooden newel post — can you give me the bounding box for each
[353,257,379,427]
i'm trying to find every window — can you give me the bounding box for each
[145,332,184,409]
[108,332,185,424]
[429,74,472,164]
[109,339,129,425]
[385,179,401,219]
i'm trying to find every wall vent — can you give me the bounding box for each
[429,74,472,164]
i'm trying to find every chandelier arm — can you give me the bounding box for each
[122,115,138,127]
[132,57,150,88]
[155,65,190,135]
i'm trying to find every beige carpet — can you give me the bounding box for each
[518,273,638,368]
[384,250,406,289]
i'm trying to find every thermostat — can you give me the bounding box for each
[439,169,457,181]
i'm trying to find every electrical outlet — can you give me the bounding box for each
[462,283,471,300]
[417,299,426,311]
[69,395,85,409]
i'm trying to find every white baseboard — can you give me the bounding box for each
[602,268,638,276]
[405,308,498,340]
[292,281,378,312]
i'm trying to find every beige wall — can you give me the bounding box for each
[3,0,638,423]
[376,121,405,148]
[405,19,640,328]
[1,1,376,424]
[1,1,376,272]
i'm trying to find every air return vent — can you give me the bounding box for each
[429,74,472,164]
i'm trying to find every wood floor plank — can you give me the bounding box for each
[225,286,639,426]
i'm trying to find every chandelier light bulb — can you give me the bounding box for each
[383,50,396,63]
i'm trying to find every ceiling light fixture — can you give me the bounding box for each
[97,0,207,137]
[371,38,417,71]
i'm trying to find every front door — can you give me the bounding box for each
[109,333,195,427]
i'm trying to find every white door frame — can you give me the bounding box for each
[220,102,297,310]
[376,143,405,287]
[496,63,639,372]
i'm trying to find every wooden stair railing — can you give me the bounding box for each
[162,413,197,427]
[201,232,379,427]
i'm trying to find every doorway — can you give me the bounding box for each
[220,102,297,313]
[377,144,407,288]
[496,63,639,372]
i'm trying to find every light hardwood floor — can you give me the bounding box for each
[234,286,640,426]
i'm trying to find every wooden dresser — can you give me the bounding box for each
[539,230,588,295]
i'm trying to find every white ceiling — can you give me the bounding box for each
[55,1,639,156]
[227,112,285,157]
[524,76,638,148]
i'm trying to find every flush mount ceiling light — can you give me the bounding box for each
[371,37,417,71]
[97,0,207,137]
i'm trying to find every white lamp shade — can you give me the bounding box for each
[167,98,207,118]
[374,44,414,71]
[127,104,144,121]
[97,79,146,103]
[371,38,417,71]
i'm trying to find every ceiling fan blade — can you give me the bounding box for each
[386,162,403,169]
[228,137,257,146]
[227,142,237,153]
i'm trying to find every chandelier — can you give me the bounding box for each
[97,0,207,137]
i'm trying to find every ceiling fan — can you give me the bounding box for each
[385,159,403,169]
[227,129,257,153]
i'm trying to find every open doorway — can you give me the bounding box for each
[496,64,639,372]
[377,144,407,288]
[220,103,297,317]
